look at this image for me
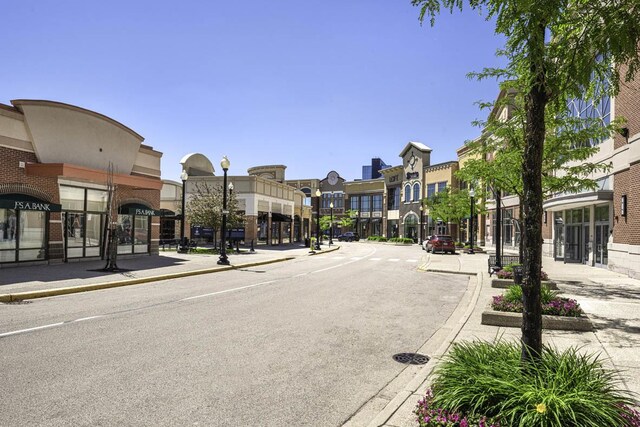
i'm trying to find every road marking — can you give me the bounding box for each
[294,273,307,277]
[0,315,106,339]
[350,257,362,261]
[369,258,381,261]
[406,259,418,263]
[74,316,104,322]
[388,259,400,262]
[0,322,65,338]
[180,281,276,301]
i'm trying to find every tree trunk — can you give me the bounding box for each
[521,24,547,363]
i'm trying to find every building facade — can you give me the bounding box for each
[0,100,162,267]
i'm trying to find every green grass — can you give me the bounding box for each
[422,339,637,427]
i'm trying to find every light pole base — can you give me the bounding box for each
[217,256,230,265]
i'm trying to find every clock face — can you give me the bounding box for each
[327,171,339,185]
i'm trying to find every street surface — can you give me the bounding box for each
[0,243,469,426]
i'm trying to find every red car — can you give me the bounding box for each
[423,235,456,254]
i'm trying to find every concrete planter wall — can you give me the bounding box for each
[481,308,593,331]
[491,279,559,290]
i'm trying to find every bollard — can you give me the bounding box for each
[250,239,255,253]
[236,240,240,253]
[513,265,524,285]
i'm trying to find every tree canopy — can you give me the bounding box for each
[185,182,244,232]
[412,0,640,362]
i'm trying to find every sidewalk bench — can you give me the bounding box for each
[488,255,521,275]
[160,239,179,250]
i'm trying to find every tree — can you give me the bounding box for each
[185,181,244,243]
[338,210,356,231]
[413,0,640,363]
[457,90,620,258]
[319,215,333,233]
[423,188,478,241]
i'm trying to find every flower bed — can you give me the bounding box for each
[415,340,640,427]
[491,295,583,317]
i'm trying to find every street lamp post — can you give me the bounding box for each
[419,205,424,245]
[179,169,189,252]
[469,188,475,255]
[315,189,322,250]
[218,156,231,265]
[329,201,334,245]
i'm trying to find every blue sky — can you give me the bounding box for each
[2,1,506,182]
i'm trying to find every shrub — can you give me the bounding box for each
[389,237,414,244]
[496,267,549,281]
[503,285,557,305]
[492,294,583,317]
[415,340,639,427]
[367,236,388,242]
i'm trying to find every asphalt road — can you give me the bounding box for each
[0,243,469,427]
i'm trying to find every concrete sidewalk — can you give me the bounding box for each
[368,250,640,427]
[0,244,338,301]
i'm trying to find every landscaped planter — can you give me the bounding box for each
[481,307,593,331]
[491,278,558,289]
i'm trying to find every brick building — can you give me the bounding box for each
[0,100,162,267]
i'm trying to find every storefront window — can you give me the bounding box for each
[66,213,85,258]
[117,214,133,254]
[1,204,48,263]
[0,209,18,262]
[134,215,149,253]
[18,211,46,261]
[61,186,108,259]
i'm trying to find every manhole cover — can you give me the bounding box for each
[392,353,430,365]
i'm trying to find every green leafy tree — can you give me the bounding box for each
[457,91,621,258]
[413,0,640,363]
[319,215,333,232]
[424,188,480,241]
[338,210,357,230]
[185,182,244,242]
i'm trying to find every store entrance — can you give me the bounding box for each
[594,223,609,267]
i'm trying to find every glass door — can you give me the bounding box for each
[554,218,564,260]
[594,224,609,267]
[564,224,582,262]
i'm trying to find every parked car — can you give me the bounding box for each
[423,235,456,254]
[337,232,360,242]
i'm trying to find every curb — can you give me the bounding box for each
[360,270,485,427]
[0,245,343,303]
[0,257,296,303]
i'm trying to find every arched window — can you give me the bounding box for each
[404,184,411,203]
[413,183,421,203]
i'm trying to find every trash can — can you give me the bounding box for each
[304,238,310,248]
[513,265,524,285]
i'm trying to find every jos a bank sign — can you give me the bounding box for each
[0,200,62,212]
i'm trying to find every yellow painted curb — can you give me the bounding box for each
[0,256,295,303]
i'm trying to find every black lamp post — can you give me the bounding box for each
[468,188,475,255]
[329,201,334,245]
[179,169,189,252]
[315,189,322,250]
[419,205,424,245]
[218,156,230,265]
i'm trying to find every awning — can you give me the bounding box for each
[271,212,292,222]
[0,194,61,212]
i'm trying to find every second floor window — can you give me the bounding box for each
[350,196,359,211]
[361,195,371,212]
[413,183,421,202]
[387,187,400,210]
[437,181,447,193]
[372,194,383,212]
[427,183,436,199]
[404,184,411,202]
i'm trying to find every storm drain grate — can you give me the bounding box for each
[3,299,32,305]
[392,353,430,365]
